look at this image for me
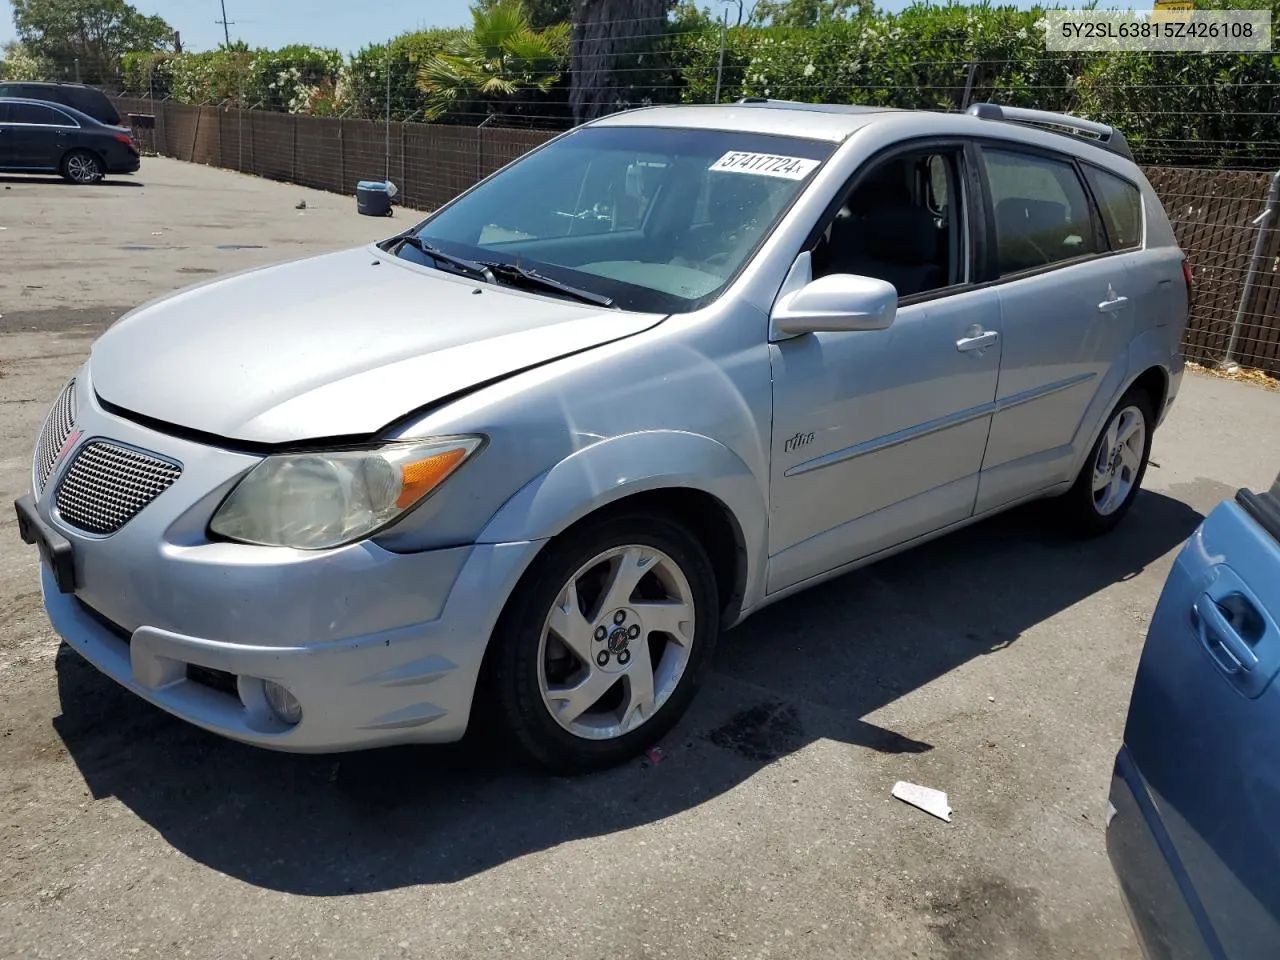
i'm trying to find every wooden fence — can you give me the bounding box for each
[116,97,1280,377]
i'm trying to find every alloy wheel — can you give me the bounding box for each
[1091,404,1146,516]
[67,154,100,183]
[537,544,696,741]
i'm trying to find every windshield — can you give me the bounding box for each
[405,125,835,313]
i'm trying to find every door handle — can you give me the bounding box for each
[1195,593,1259,674]
[956,330,998,353]
[1098,295,1129,313]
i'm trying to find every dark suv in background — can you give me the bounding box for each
[0,82,121,126]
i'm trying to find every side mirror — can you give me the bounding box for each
[771,273,898,337]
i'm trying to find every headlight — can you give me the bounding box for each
[209,436,483,549]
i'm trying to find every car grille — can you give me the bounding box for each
[54,441,182,535]
[34,378,77,492]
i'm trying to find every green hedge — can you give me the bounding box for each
[123,45,344,114]
[122,2,1280,166]
[347,29,468,120]
[670,1,1280,166]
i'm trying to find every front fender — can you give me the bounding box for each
[477,430,769,612]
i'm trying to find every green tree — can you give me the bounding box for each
[1,40,52,79]
[479,0,573,28]
[417,0,569,122]
[748,0,869,28]
[12,0,173,84]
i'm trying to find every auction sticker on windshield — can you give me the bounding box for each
[710,151,821,180]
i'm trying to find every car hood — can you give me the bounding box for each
[91,246,665,444]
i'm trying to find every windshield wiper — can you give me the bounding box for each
[479,261,614,308]
[388,235,495,283]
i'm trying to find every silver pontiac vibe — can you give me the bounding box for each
[17,101,1188,771]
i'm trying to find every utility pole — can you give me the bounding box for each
[217,0,234,48]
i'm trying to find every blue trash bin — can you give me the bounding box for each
[356,180,393,217]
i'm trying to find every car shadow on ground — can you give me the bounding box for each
[0,174,144,187]
[53,489,1203,895]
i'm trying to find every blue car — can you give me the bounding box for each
[1108,473,1280,959]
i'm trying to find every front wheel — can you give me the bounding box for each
[488,514,719,773]
[61,150,104,184]
[1062,386,1155,535]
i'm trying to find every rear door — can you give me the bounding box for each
[1119,478,1280,958]
[973,144,1135,513]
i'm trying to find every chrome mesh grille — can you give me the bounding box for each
[34,378,77,492]
[54,441,181,535]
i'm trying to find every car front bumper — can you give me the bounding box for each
[24,371,544,752]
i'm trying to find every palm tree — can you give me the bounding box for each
[417,0,570,122]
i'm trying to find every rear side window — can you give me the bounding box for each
[1083,166,1143,250]
[9,103,59,125]
[981,148,1101,276]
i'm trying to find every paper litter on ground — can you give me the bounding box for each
[892,780,952,822]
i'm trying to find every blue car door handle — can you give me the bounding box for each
[1195,593,1260,673]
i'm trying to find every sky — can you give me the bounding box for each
[1,0,1119,54]
[0,0,1056,54]
[0,0,478,53]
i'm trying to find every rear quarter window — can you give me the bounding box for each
[1084,166,1143,250]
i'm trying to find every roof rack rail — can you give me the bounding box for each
[965,102,1134,162]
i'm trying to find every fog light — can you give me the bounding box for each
[263,681,303,725]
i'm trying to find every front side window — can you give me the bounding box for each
[982,148,1100,276]
[1083,166,1143,251]
[811,149,966,298]
[410,126,834,313]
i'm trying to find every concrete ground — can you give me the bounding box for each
[1,158,1277,960]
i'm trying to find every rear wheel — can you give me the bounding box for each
[489,514,719,773]
[1062,386,1155,535]
[61,150,104,184]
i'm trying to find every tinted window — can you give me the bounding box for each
[1084,166,1143,250]
[8,103,59,125]
[982,148,1101,276]
[65,89,117,123]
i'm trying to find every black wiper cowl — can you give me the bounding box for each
[480,262,614,308]
[393,236,495,283]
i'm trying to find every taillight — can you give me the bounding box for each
[1182,259,1194,306]
[113,132,133,146]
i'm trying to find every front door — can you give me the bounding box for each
[973,144,1136,512]
[766,144,1001,593]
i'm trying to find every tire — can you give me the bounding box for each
[488,513,720,773]
[61,150,104,184]
[1062,385,1155,536]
